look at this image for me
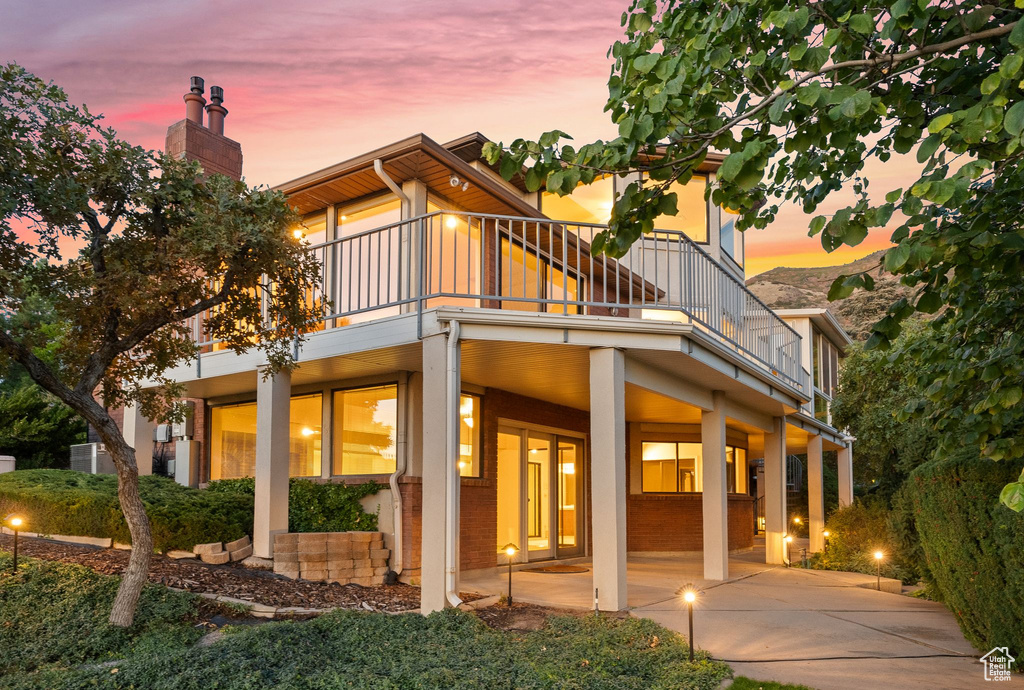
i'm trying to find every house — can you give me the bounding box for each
[119,78,855,613]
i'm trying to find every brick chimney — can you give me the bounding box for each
[165,76,243,180]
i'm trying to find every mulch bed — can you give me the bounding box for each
[0,534,480,614]
[474,601,595,631]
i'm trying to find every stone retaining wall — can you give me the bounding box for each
[273,531,390,586]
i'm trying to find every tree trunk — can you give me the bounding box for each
[90,409,155,628]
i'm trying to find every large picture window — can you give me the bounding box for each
[499,237,582,314]
[332,384,398,475]
[644,174,709,243]
[640,441,747,494]
[540,174,614,225]
[209,394,323,480]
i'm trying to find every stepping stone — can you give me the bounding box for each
[193,542,224,556]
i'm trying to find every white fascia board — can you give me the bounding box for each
[434,307,806,409]
[785,411,849,447]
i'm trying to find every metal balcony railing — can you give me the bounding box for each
[191,211,804,392]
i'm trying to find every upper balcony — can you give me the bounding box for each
[189,210,805,396]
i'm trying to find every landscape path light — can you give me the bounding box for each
[501,543,519,606]
[874,550,884,591]
[784,534,793,567]
[5,514,24,573]
[682,585,699,663]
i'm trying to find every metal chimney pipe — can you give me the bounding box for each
[184,76,206,126]
[206,85,227,135]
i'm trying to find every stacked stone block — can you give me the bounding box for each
[273,532,389,586]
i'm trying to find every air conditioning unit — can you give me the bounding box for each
[69,443,116,475]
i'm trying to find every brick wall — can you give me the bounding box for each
[625,493,754,551]
[165,118,243,180]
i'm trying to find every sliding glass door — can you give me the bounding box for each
[497,425,585,561]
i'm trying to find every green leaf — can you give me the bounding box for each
[849,13,875,34]
[1000,54,1024,79]
[840,90,872,118]
[1010,19,1024,48]
[885,188,903,203]
[827,275,856,301]
[499,155,519,180]
[809,215,827,235]
[917,134,942,163]
[1005,101,1024,135]
[709,47,731,69]
[981,73,1002,95]
[916,290,942,314]
[928,113,953,134]
[1000,481,1024,512]
[718,153,745,182]
[884,243,912,272]
[633,53,660,74]
[796,84,822,106]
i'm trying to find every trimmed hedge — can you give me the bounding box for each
[0,471,382,552]
[901,452,1024,660]
[0,470,251,552]
[207,477,382,533]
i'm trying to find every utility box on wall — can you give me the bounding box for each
[174,439,201,487]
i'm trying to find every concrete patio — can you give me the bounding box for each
[461,541,982,689]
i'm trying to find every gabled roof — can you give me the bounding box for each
[275,133,543,218]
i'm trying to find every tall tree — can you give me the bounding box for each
[831,322,936,496]
[0,64,321,625]
[484,0,1024,507]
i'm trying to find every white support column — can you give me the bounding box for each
[420,333,450,613]
[807,434,825,553]
[122,402,155,476]
[837,443,854,508]
[253,367,291,559]
[701,390,728,580]
[764,417,787,565]
[589,347,628,611]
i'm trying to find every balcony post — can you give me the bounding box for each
[807,434,825,553]
[589,347,628,611]
[701,390,728,580]
[764,417,787,565]
[253,366,291,559]
[837,443,854,508]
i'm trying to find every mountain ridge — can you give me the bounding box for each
[745,249,911,341]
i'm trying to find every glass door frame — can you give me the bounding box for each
[497,419,587,562]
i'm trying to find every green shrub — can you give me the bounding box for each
[0,471,384,552]
[0,554,204,675]
[0,469,251,551]
[903,451,1024,660]
[806,499,920,583]
[208,477,383,533]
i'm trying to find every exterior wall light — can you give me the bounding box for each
[501,543,519,606]
[292,228,304,240]
[682,585,698,663]
[5,514,24,573]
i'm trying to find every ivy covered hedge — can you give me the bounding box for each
[901,452,1024,660]
[207,477,382,533]
[0,470,383,553]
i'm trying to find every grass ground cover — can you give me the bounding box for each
[0,553,733,689]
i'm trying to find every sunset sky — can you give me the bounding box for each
[4,0,900,276]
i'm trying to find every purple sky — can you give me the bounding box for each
[4,0,897,274]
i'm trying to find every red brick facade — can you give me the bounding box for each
[395,386,754,579]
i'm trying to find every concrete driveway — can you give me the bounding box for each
[462,544,982,689]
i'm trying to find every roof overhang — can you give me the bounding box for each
[775,308,853,352]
